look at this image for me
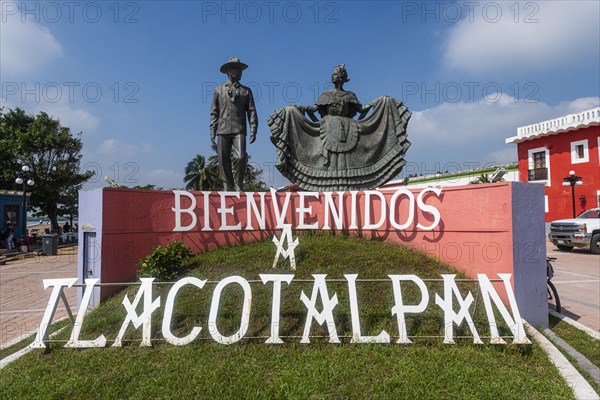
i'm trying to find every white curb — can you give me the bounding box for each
[545,328,600,386]
[0,326,68,370]
[525,322,599,400]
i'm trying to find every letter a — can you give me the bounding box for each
[300,275,340,343]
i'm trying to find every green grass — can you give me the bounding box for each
[0,234,575,399]
[548,315,600,392]
[549,315,600,367]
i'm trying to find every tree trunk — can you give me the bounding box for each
[47,210,60,234]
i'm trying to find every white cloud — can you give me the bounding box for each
[408,96,599,167]
[443,1,600,74]
[43,104,100,133]
[562,97,600,114]
[98,139,153,158]
[487,147,518,164]
[0,15,63,75]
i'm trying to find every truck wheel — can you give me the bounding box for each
[556,244,574,252]
[591,234,600,255]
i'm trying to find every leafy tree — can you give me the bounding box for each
[0,108,94,233]
[243,157,268,192]
[0,108,27,187]
[132,184,163,190]
[470,173,491,184]
[184,154,219,191]
[183,154,267,191]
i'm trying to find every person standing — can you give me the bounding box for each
[209,56,258,191]
[6,224,14,251]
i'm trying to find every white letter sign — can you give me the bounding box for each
[300,275,340,344]
[65,279,106,348]
[113,278,161,347]
[208,276,252,344]
[162,277,207,345]
[389,275,429,344]
[172,190,197,232]
[260,274,294,344]
[345,274,390,343]
[435,275,482,344]
[31,278,76,348]
[478,274,530,344]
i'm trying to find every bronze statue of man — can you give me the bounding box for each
[210,56,258,191]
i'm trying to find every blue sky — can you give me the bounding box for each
[2,1,599,189]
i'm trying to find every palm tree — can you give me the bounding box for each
[184,154,218,191]
[470,173,491,184]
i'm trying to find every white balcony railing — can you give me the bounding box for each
[516,107,600,139]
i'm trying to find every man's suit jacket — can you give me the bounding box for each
[210,81,258,136]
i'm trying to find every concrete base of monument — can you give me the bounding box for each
[77,182,548,328]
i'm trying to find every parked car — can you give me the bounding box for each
[548,208,600,254]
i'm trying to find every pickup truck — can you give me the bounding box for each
[548,208,600,254]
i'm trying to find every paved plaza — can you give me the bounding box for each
[548,242,600,332]
[0,248,78,347]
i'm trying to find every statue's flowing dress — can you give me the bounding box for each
[268,90,411,191]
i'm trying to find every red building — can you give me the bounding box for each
[506,107,600,222]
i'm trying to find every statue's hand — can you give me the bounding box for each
[210,133,217,147]
[250,132,256,144]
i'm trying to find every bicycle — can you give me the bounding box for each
[547,257,561,313]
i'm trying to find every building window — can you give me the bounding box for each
[527,147,550,184]
[570,139,589,164]
[533,151,545,169]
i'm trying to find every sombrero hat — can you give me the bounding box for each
[220,56,248,73]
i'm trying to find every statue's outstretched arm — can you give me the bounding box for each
[294,104,319,122]
[357,96,385,120]
[357,103,372,120]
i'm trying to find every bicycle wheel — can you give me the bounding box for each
[547,281,561,313]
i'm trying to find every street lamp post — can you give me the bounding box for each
[15,165,35,243]
[562,170,583,218]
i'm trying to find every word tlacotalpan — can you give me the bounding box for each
[32,273,529,348]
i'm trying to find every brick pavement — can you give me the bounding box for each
[0,249,78,347]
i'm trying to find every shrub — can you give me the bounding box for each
[137,241,193,281]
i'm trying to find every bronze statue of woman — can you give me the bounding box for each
[268,64,411,192]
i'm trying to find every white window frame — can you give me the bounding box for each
[597,190,600,208]
[527,147,550,186]
[570,139,589,164]
[544,195,548,213]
